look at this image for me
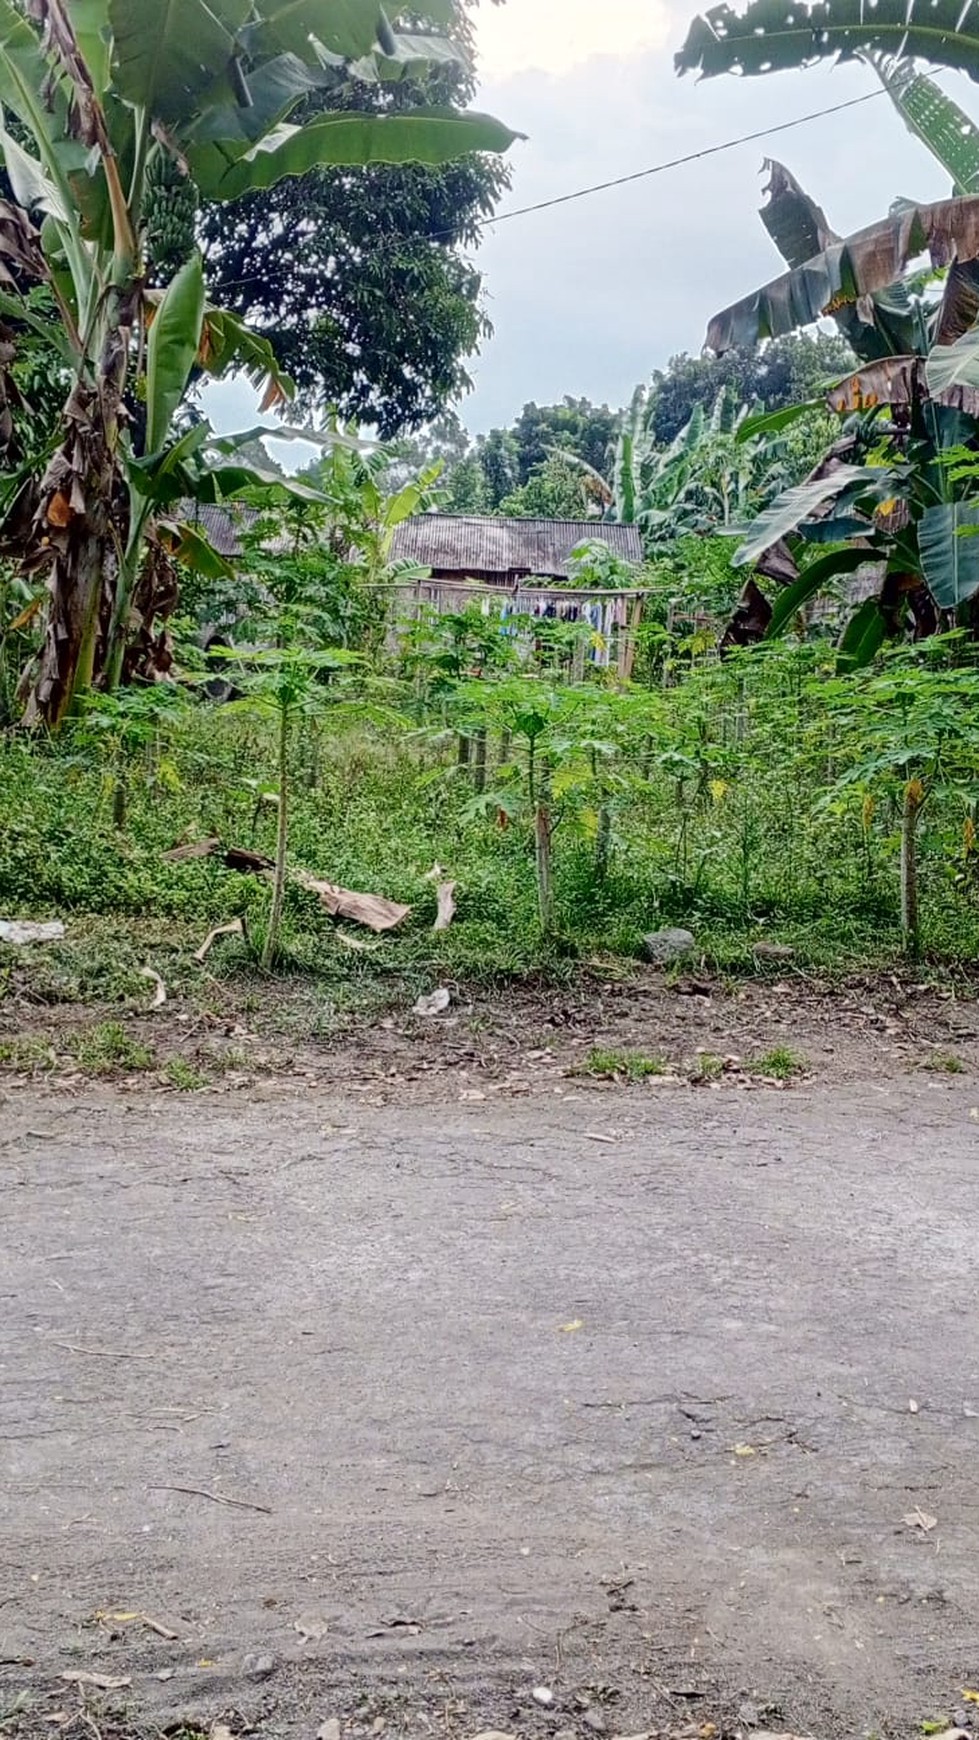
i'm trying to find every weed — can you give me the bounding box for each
[750,1045,808,1080]
[923,1051,967,1074]
[581,1046,667,1081]
[691,1051,724,1082]
[164,1057,210,1091]
[0,1035,57,1074]
[72,1020,155,1075]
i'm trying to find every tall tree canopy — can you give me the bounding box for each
[200,2,510,435]
[649,331,855,443]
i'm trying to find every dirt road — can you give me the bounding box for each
[2,1074,978,1739]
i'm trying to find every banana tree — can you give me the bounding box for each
[676,0,979,191]
[0,0,517,726]
[675,0,979,650]
[703,157,979,647]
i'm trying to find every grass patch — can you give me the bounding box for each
[923,1051,967,1074]
[580,1046,667,1081]
[163,1057,211,1091]
[750,1045,808,1080]
[71,1019,155,1076]
[690,1051,725,1082]
[0,1034,57,1074]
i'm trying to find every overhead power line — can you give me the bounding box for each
[209,86,889,296]
[482,89,886,230]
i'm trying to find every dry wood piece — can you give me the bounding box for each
[194,918,245,963]
[225,846,274,875]
[433,880,457,932]
[60,1672,132,1691]
[150,1483,272,1515]
[162,838,222,862]
[169,839,410,933]
[139,967,167,1007]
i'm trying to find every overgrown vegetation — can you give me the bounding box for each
[3,0,979,1050]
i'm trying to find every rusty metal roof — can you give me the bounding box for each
[390,515,643,578]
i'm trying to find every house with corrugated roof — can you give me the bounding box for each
[390,514,642,586]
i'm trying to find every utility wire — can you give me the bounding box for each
[211,86,888,296]
[482,89,886,230]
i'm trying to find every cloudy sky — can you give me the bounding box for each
[464,0,964,429]
[207,1,971,450]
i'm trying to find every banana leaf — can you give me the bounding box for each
[707,194,979,354]
[837,596,889,670]
[189,108,520,200]
[870,56,979,195]
[766,547,878,637]
[676,0,979,85]
[145,253,206,457]
[109,0,252,120]
[732,464,874,567]
[925,324,979,405]
[918,500,979,608]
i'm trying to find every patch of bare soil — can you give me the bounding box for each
[2,1074,979,1740]
[2,963,977,1100]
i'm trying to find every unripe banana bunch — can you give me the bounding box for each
[143,152,200,281]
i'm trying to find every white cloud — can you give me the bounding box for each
[476,0,671,78]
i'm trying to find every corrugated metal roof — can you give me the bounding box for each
[390,515,643,577]
[178,501,255,557]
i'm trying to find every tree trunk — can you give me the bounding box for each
[534,768,554,935]
[901,778,925,956]
[262,704,291,972]
[18,292,135,727]
[473,727,487,793]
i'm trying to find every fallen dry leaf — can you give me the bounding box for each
[558,1319,583,1332]
[413,988,450,1016]
[292,869,410,933]
[902,1506,938,1532]
[733,1443,757,1457]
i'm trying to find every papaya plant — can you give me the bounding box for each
[0,0,517,726]
[818,643,979,951]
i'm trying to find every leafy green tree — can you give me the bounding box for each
[443,451,490,513]
[200,5,511,434]
[649,333,854,444]
[498,451,591,519]
[511,397,617,485]
[476,426,521,507]
[0,0,516,726]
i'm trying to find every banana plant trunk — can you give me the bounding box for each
[18,382,126,726]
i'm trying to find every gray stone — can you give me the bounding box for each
[243,1652,276,1681]
[642,926,695,966]
[752,941,795,961]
